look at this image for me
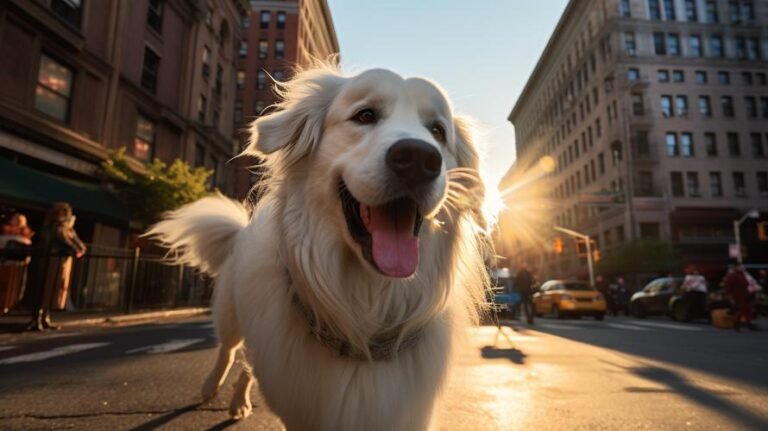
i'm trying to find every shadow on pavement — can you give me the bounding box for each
[480,345,526,364]
[628,364,768,430]
[127,403,203,431]
[206,418,239,431]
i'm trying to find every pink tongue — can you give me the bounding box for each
[362,203,419,277]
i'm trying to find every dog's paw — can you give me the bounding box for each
[229,397,253,420]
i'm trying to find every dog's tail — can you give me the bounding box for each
[145,193,249,276]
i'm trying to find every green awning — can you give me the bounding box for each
[0,157,130,224]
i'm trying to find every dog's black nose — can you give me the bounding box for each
[386,139,442,186]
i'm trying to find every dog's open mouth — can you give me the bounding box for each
[339,181,423,278]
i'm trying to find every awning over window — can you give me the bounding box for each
[0,157,130,224]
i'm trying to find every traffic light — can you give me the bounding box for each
[553,237,564,254]
[759,222,768,241]
[592,249,601,262]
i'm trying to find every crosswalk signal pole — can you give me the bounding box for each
[554,226,595,288]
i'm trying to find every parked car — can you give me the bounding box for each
[630,277,719,321]
[533,280,606,320]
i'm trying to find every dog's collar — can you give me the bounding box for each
[291,294,424,361]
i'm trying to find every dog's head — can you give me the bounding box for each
[245,67,483,280]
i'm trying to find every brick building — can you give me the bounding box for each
[0,0,247,248]
[233,0,339,199]
[505,0,768,279]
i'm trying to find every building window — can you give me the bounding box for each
[202,45,211,79]
[685,0,698,21]
[273,70,285,81]
[746,37,760,60]
[661,95,673,117]
[757,172,768,194]
[689,35,702,57]
[275,40,285,59]
[671,172,685,196]
[676,95,688,116]
[257,70,267,90]
[637,171,653,196]
[704,132,718,156]
[666,132,679,156]
[260,10,270,29]
[658,69,670,82]
[50,0,83,27]
[258,39,268,59]
[624,32,637,56]
[242,16,250,28]
[620,0,631,16]
[721,96,734,117]
[667,33,680,55]
[751,133,765,157]
[34,54,74,122]
[672,70,684,82]
[742,72,753,85]
[686,172,700,196]
[214,64,222,95]
[698,96,712,117]
[649,0,661,20]
[147,0,163,33]
[632,94,644,115]
[757,73,767,85]
[596,117,602,137]
[194,142,205,167]
[710,35,724,57]
[705,0,719,22]
[628,68,639,81]
[663,0,676,20]
[745,97,757,117]
[695,70,707,84]
[733,172,747,196]
[234,100,242,123]
[239,40,248,57]
[681,132,694,157]
[198,95,207,123]
[237,71,245,89]
[133,115,155,163]
[717,71,730,84]
[598,152,605,174]
[727,132,741,156]
[710,172,723,197]
[277,11,286,29]
[761,97,768,118]
[254,100,266,116]
[206,6,213,27]
[141,47,160,94]
[654,33,666,55]
[735,36,746,59]
[636,130,651,155]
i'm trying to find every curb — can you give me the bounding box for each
[59,307,211,328]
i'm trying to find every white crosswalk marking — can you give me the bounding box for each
[0,345,17,352]
[630,321,702,331]
[606,323,648,331]
[0,342,110,365]
[126,338,205,355]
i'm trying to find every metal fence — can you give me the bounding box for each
[0,245,210,313]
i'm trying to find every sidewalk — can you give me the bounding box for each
[0,307,210,333]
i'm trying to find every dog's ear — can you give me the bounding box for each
[244,69,345,165]
[452,116,487,228]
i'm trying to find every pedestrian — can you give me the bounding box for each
[24,203,86,331]
[681,265,708,320]
[514,263,535,324]
[614,277,631,316]
[595,275,612,313]
[1,213,35,247]
[723,263,756,331]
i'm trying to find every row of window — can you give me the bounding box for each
[239,39,285,59]
[621,0,755,24]
[669,171,768,198]
[665,131,768,158]
[629,68,767,86]
[236,69,286,91]
[624,32,763,60]
[244,10,286,30]
[658,95,768,119]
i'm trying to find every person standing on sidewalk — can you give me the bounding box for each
[514,263,536,324]
[724,264,756,331]
[682,265,708,319]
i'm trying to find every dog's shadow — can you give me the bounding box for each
[127,402,238,431]
[480,345,527,364]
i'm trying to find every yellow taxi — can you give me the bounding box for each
[533,280,606,320]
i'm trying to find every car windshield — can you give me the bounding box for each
[558,283,594,291]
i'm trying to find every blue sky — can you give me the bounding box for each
[327,0,570,185]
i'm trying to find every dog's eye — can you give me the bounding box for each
[430,123,446,143]
[352,109,377,125]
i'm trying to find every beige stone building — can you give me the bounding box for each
[506,0,768,279]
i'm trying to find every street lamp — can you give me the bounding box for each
[554,226,595,287]
[733,208,760,264]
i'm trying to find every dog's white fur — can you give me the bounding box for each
[148,66,489,430]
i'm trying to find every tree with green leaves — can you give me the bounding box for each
[101,148,213,226]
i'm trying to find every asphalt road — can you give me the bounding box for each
[0,315,766,430]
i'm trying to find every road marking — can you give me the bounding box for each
[0,342,110,365]
[0,346,17,352]
[630,321,702,331]
[606,323,648,331]
[126,338,205,355]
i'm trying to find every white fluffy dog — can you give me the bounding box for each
[148,66,489,430]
